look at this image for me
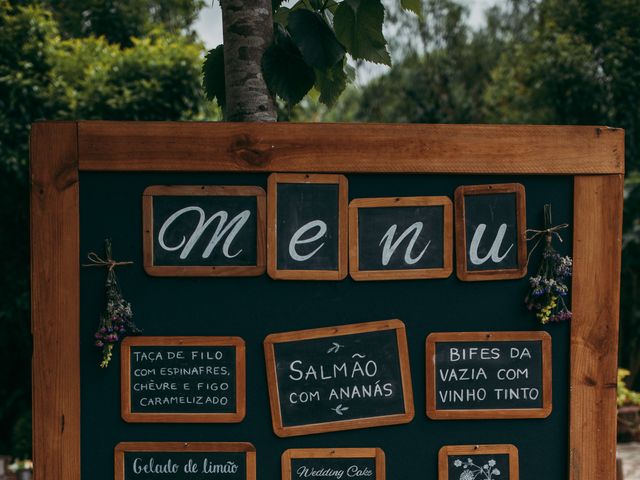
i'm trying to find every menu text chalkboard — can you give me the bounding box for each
[455,184,526,281]
[426,332,551,419]
[143,186,266,277]
[114,442,255,480]
[264,320,414,437]
[349,197,453,280]
[438,445,518,480]
[267,173,348,280]
[282,449,385,480]
[121,336,245,423]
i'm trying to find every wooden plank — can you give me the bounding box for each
[454,183,527,281]
[425,331,552,419]
[438,444,519,480]
[142,185,266,277]
[77,122,624,174]
[263,319,414,437]
[120,336,246,423]
[267,173,348,280]
[30,122,80,480]
[570,174,623,480]
[349,196,453,281]
[282,448,385,480]
[114,442,256,480]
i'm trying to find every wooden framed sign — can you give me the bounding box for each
[282,448,385,480]
[114,442,255,480]
[267,173,348,280]
[438,444,518,480]
[426,332,552,420]
[31,122,623,480]
[455,183,527,281]
[349,196,453,280]
[121,336,245,423]
[264,319,414,437]
[142,185,266,276]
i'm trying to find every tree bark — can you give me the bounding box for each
[220,0,277,122]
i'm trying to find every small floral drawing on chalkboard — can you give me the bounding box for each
[84,239,141,367]
[453,458,501,479]
[525,204,573,324]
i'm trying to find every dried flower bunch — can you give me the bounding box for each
[85,239,141,367]
[525,204,573,324]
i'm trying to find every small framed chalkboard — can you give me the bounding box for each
[426,331,552,420]
[121,336,245,423]
[264,319,414,437]
[455,184,527,281]
[143,185,266,276]
[349,196,453,280]
[282,448,385,480]
[267,173,348,280]
[438,444,518,480]
[114,442,255,480]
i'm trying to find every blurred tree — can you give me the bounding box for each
[0,0,211,456]
[33,0,204,46]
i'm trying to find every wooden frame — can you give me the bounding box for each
[282,448,385,480]
[438,444,519,480]
[426,331,552,420]
[142,185,266,276]
[120,336,246,423]
[114,442,255,480]
[267,173,348,280]
[455,183,527,281]
[31,121,623,480]
[349,196,453,280]
[263,319,414,437]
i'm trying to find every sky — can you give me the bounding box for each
[194,0,500,83]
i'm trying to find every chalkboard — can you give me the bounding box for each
[114,442,255,480]
[264,319,414,436]
[455,184,527,281]
[349,196,453,280]
[121,336,245,423]
[282,449,385,480]
[267,173,348,280]
[438,445,518,480]
[426,332,552,419]
[143,186,266,276]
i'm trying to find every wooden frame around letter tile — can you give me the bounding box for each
[426,331,552,420]
[142,185,266,277]
[263,319,415,437]
[282,448,386,480]
[120,336,246,423]
[114,442,255,480]
[455,183,527,281]
[31,122,623,480]
[438,444,519,480]
[267,173,348,280]
[349,196,453,280]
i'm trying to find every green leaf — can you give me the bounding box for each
[400,0,422,17]
[272,0,285,13]
[315,60,348,106]
[333,0,391,65]
[202,45,225,107]
[273,6,291,25]
[287,9,345,69]
[262,29,316,105]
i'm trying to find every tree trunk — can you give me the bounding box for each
[220,0,277,122]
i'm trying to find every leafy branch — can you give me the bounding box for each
[203,0,422,111]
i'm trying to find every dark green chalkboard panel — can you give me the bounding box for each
[80,173,572,480]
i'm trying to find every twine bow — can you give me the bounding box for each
[525,204,569,263]
[82,239,132,271]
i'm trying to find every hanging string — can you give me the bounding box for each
[525,204,569,265]
[82,239,132,271]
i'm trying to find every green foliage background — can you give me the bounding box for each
[1,0,639,459]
